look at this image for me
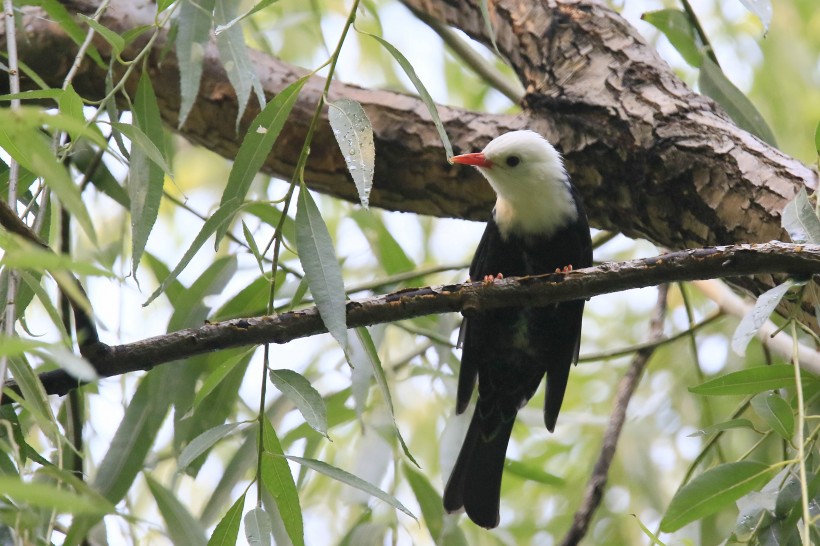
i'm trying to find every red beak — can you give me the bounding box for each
[449,152,492,168]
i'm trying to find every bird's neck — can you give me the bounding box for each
[493,183,578,240]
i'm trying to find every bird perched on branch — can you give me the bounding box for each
[443,130,592,528]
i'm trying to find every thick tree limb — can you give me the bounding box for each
[3,242,819,402]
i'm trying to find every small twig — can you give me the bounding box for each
[559,285,668,546]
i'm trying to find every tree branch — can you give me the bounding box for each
[3,242,819,402]
[560,285,668,546]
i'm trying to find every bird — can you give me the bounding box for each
[443,130,592,528]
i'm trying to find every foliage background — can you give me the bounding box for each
[0,0,819,545]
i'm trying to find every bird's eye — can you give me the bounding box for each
[505,155,521,167]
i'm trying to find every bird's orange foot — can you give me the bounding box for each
[483,273,504,284]
[554,265,573,273]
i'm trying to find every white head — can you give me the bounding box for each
[450,130,577,238]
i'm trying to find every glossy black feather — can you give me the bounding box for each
[444,184,592,527]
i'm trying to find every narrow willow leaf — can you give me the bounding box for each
[295,185,348,350]
[286,455,416,519]
[328,99,375,208]
[689,365,807,396]
[38,0,104,67]
[146,475,208,546]
[4,356,59,442]
[687,418,755,436]
[751,393,794,441]
[660,461,777,532]
[403,463,444,540]
[631,514,668,546]
[214,0,265,129]
[78,15,125,56]
[72,140,130,207]
[59,84,85,123]
[269,369,328,437]
[478,0,501,56]
[93,369,173,502]
[0,476,111,515]
[0,89,65,102]
[123,71,167,275]
[738,0,772,32]
[215,0,281,34]
[143,197,238,306]
[365,32,453,158]
[241,221,267,276]
[781,188,820,244]
[216,77,307,245]
[731,279,796,355]
[176,0,216,127]
[207,493,245,546]
[641,9,702,67]
[0,111,96,242]
[351,211,414,275]
[698,58,777,146]
[504,458,565,486]
[192,349,253,410]
[110,122,172,176]
[178,422,246,471]
[350,327,419,467]
[815,120,820,156]
[244,507,273,546]
[260,419,304,546]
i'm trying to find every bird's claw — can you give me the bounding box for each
[483,273,504,284]
[554,265,573,274]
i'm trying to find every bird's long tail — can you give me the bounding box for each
[443,408,515,529]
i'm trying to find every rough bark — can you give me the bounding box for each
[0,0,817,313]
[5,242,820,401]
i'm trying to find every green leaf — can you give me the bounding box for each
[78,15,125,57]
[59,84,85,123]
[110,122,172,176]
[0,110,97,243]
[192,349,254,410]
[143,197,239,306]
[731,279,797,355]
[214,0,266,130]
[351,210,414,276]
[403,463,445,541]
[34,345,97,382]
[781,187,820,244]
[122,70,168,275]
[478,0,501,57]
[178,422,246,471]
[244,507,273,546]
[93,369,173,502]
[504,458,565,486]
[241,221,268,277]
[751,392,794,441]
[295,185,348,350]
[176,0,216,127]
[686,418,756,436]
[814,120,820,156]
[0,475,112,515]
[698,57,777,146]
[364,32,453,158]
[72,140,130,207]
[260,419,304,546]
[641,9,702,67]
[689,365,807,396]
[349,327,420,467]
[5,356,60,440]
[286,455,416,520]
[268,369,328,437]
[0,89,65,102]
[214,0,281,34]
[328,99,375,208]
[37,0,104,67]
[216,77,307,245]
[660,461,777,532]
[146,474,208,546]
[207,493,245,546]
